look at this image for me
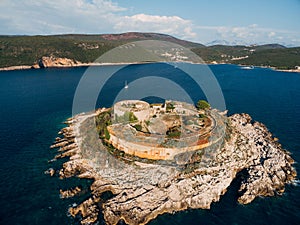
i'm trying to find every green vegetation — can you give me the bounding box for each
[198,114,207,119]
[127,112,138,122]
[115,111,138,123]
[166,102,175,112]
[133,124,142,131]
[192,44,300,69]
[0,35,118,67]
[104,128,110,140]
[196,100,210,110]
[0,33,299,69]
[0,33,201,68]
[166,127,181,138]
[237,48,300,69]
[95,110,112,140]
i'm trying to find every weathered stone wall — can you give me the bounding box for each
[109,101,226,161]
[107,111,226,161]
[108,130,214,160]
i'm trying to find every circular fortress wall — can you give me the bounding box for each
[113,100,150,122]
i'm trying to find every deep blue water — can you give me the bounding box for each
[0,64,299,225]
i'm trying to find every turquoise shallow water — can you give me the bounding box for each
[0,64,299,225]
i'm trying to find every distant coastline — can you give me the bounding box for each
[0,61,148,72]
[0,63,91,71]
[1,33,299,73]
[1,61,299,73]
[275,68,300,73]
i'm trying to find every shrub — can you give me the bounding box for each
[166,102,175,112]
[198,114,207,118]
[104,128,110,140]
[134,124,142,131]
[196,100,210,110]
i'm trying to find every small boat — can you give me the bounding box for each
[241,65,254,70]
[124,80,128,89]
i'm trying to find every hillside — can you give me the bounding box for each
[0,33,203,68]
[192,44,300,69]
[0,32,299,69]
[55,32,203,48]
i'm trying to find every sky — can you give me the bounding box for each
[0,0,299,46]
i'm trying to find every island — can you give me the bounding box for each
[48,100,297,225]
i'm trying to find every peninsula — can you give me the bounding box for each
[1,33,299,71]
[48,100,296,225]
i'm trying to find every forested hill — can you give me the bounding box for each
[0,32,299,69]
[192,44,300,69]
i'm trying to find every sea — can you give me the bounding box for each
[0,63,299,225]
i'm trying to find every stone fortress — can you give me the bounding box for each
[107,100,226,162]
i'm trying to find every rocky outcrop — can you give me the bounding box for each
[0,56,84,71]
[60,186,82,199]
[48,110,297,225]
[35,56,81,68]
[44,168,55,176]
[228,114,296,204]
[69,197,100,225]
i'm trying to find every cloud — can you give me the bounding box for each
[0,0,126,34]
[216,25,259,39]
[0,0,298,46]
[0,0,196,40]
[114,14,196,39]
[195,24,300,46]
[268,31,276,37]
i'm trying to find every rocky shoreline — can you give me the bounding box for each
[47,110,297,225]
[0,56,150,71]
[1,57,299,73]
[276,68,300,73]
[0,56,92,71]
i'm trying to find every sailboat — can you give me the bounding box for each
[124,80,128,89]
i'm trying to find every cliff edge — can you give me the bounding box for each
[34,56,81,68]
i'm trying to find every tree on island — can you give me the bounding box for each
[196,100,210,110]
[166,102,175,112]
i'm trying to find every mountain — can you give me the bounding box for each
[192,44,299,69]
[206,40,288,48]
[253,44,286,50]
[206,39,250,46]
[55,32,204,48]
[0,32,203,68]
